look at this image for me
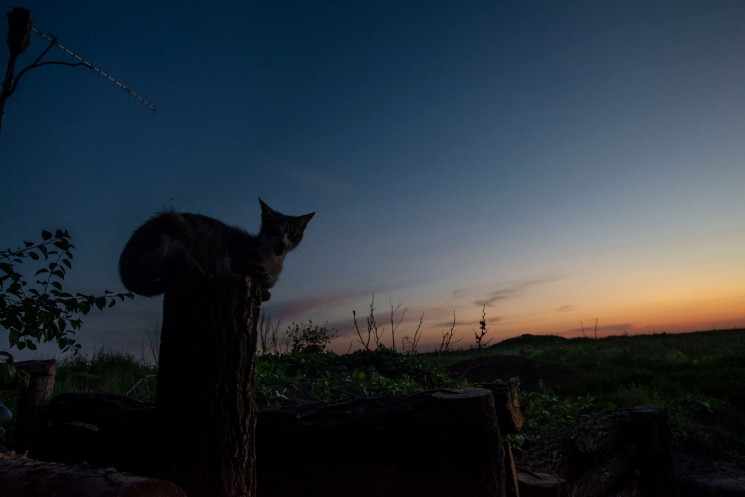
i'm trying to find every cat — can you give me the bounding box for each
[119,199,314,301]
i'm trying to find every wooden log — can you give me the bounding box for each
[515,405,677,497]
[516,469,569,497]
[155,274,260,497]
[256,387,506,497]
[478,381,524,434]
[46,388,508,496]
[0,359,57,389]
[0,451,186,497]
[44,393,160,476]
[0,359,57,454]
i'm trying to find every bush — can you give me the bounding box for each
[285,320,338,354]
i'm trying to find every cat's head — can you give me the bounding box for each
[259,198,315,256]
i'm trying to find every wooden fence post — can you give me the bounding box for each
[155,274,260,497]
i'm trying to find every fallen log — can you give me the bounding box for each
[515,404,677,497]
[0,451,186,497]
[516,469,569,497]
[256,387,506,497]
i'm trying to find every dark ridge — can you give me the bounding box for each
[491,333,568,348]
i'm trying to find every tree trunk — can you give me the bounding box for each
[155,274,260,497]
[0,452,186,497]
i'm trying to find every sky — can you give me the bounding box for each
[1,0,744,360]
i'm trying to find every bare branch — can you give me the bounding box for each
[389,297,405,352]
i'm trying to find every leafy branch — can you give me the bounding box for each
[0,229,134,364]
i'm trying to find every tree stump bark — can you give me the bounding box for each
[155,274,260,497]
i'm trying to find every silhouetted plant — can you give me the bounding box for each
[258,314,288,354]
[286,320,338,354]
[438,310,462,364]
[472,305,493,354]
[0,229,133,365]
[401,312,424,355]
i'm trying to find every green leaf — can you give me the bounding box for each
[34,268,49,276]
[41,230,53,241]
[28,252,39,261]
[95,297,106,311]
[25,340,37,351]
[2,363,16,381]
[24,241,34,248]
[9,330,20,347]
[0,262,13,276]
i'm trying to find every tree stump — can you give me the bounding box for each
[0,359,57,454]
[155,274,260,497]
[478,381,524,434]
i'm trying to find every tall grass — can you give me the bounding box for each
[53,349,157,400]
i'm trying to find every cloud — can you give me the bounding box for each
[473,277,560,307]
[261,282,409,320]
[557,305,574,313]
[262,289,372,319]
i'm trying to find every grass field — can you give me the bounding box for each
[3,328,743,452]
[438,329,745,450]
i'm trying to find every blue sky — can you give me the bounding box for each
[2,1,744,359]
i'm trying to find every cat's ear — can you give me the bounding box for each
[259,198,281,218]
[295,211,315,230]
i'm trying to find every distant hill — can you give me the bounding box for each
[491,333,568,348]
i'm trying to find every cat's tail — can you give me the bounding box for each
[119,212,187,296]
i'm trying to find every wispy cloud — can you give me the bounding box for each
[262,282,410,321]
[557,305,574,313]
[473,277,560,307]
[262,289,372,320]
